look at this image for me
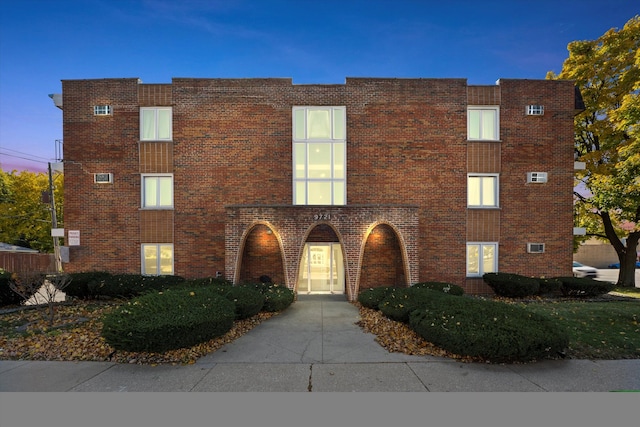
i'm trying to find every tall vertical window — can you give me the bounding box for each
[467,174,499,208]
[467,242,497,277]
[140,107,172,141]
[142,175,173,208]
[293,106,346,205]
[468,107,499,140]
[142,244,174,275]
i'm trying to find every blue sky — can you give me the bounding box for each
[1,0,638,172]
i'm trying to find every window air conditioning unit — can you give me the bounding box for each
[526,105,544,116]
[94,173,113,184]
[527,172,548,183]
[94,105,112,115]
[527,243,545,253]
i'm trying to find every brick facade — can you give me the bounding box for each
[59,77,579,300]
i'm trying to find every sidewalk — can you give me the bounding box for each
[1,294,639,392]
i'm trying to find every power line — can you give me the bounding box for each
[0,147,53,161]
[0,151,50,165]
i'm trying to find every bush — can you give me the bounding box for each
[101,287,235,353]
[88,274,186,298]
[180,277,233,289]
[357,286,398,309]
[223,286,265,319]
[0,269,23,307]
[379,287,461,323]
[411,282,465,296]
[557,277,615,297]
[244,283,294,312]
[409,296,569,363]
[65,272,112,299]
[537,278,562,295]
[482,272,540,298]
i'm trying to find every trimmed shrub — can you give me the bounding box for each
[537,278,562,295]
[223,286,265,319]
[0,269,23,307]
[379,287,461,323]
[557,277,615,297]
[411,282,465,296]
[409,296,569,363]
[357,286,397,309]
[65,271,112,299]
[483,272,540,298]
[101,287,235,352]
[244,283,294,312]
[88,274,186,298]
[180,277,233,289]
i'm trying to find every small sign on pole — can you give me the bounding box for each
[68,230,80,246]
[51,228,65,237]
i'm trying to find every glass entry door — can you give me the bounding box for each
[297,243,345,294]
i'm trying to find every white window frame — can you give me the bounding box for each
[94,105,112,116]
[141,243,174,276]
[467,106,499,141]
[292,106,346,206]
[467,173,499,208]
[141,174,174,209]
[466,242,498,277]
[140,107,172,141]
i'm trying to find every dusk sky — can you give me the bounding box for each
[1,0,638,173]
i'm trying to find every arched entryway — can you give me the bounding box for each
[237,223,285,285]
[297,224,345,295]
[359,223,408,290]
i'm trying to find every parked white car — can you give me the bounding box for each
[572,261,598,278]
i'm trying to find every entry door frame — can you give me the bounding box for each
[298,242,345,294]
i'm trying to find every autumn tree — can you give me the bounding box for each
[0,169,64,253]
[548,15,640,287]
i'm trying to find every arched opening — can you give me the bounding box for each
[360,223,407,290]
[297,224,345,295]
[238,224,285,285]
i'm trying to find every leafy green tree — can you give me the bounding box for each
[547,16,640,287]
[0,169,64,253]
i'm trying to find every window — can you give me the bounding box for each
[468,107,499,140]
[142,244,174,275]
[467,242,497,277]
[526,105,544,116]
[467,174,499,208]
[142,175,173,208]
[140,107,172,141]
[94,105,112,115]
[293,106,346,205]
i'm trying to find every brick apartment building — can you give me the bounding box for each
[52,77,583,300]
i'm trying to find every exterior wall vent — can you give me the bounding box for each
[526,105,544,116]
[93,105,112,116]
[527,172,548,183]
[94,173,113,184]
[527,243,545,253]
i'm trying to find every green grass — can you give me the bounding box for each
[522,300,640,359]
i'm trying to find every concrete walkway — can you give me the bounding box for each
[1,294,639,392]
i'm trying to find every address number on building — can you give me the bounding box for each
[313,213,332,221]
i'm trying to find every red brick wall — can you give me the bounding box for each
[61,77,577,297]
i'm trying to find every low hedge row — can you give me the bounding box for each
[101,287,236,353]
[357,282,464,310]
[101,280,293,352]
[483,272,613,298]
[408,294,569,363]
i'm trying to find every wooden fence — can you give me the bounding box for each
[0,252,57,275]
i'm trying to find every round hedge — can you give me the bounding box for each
[411,282,465,296]
[482,272,540,298]
[409,297,569,363]
[101,287,235,353]
[357,286,398,309]
[223,286,265,319]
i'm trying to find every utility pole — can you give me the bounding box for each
[48,162,62,272]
